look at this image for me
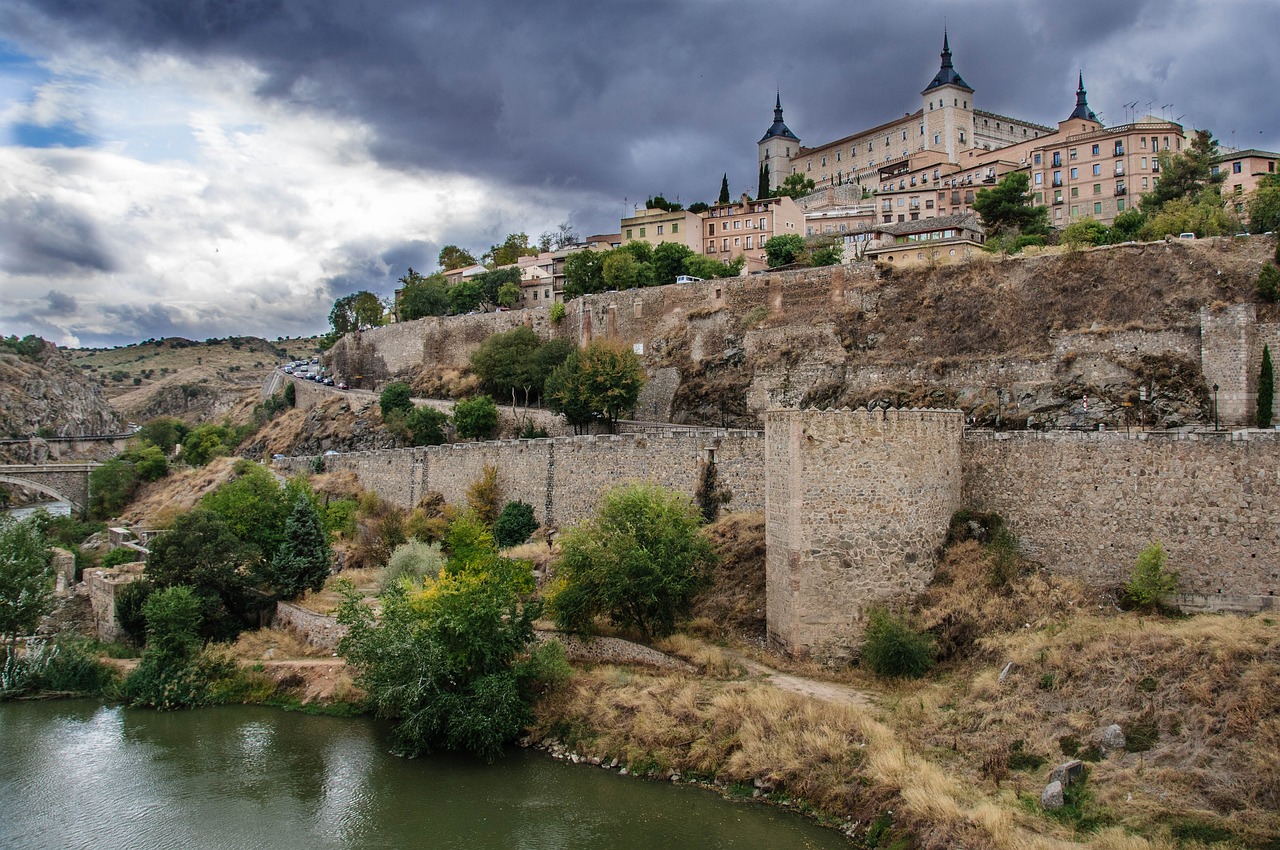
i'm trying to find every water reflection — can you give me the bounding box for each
[0,702,849,850]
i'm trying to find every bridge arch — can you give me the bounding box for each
[0,464,96,516]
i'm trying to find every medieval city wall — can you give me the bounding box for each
[277,429,766,529]
[764,408,964,659]
[962,429,1280,600]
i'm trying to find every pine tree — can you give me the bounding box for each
[718,173,730,205]
[1258,344,1274,428]
[265,495,331,600]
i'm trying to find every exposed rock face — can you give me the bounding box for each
[0,339,122,440]
[239,394,405,459]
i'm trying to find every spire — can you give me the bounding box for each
[759,92,799,145]
[923,29,972,94]
[1067,71,1098,122]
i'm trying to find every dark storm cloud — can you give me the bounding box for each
[0,195,117,275]
[43,290,78,314]
[6,0,1279,232]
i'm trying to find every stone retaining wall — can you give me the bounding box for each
[272,601,347,651]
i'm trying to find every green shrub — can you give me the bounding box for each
[114,579,154,644]
[1123,541,1179,611]
[549,302,566,325]
[37,638,118,695]
[379,382,413,417]
[859,607,936,679]
[101,547,141,569]
[493,501,537,548]
[454,395,499,441]
[1258,264,1280,304]
[380,540,446,593]
[1125,714,1160,752]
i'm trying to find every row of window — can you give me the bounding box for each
[705,235,756,253]
[707,217,769,235]
[623,222,681,240]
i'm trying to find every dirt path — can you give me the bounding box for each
[728,651,875,708]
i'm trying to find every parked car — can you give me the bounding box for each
[337,382,349,390]
[675,275,704,283]
[323,377,335,386]
[1177,232,1196,240]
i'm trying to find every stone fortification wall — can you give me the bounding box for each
[962,429,1280,599]
[278,429,766,529]
[272,601,347,651]
[764,407,963,659]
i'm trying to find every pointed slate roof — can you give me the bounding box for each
[1067,72,1099,122]
[758,92,800,145]
[922,30,973,94]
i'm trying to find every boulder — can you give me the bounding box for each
[1040,780,1065,810]
[1049,760,1084,787]
[1101,724,1126,752]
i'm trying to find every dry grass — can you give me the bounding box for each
[689,512,766,641]
[231,627,329,660]
[122,455,247,526]
[294,567,382,614]
[654,634,747,678]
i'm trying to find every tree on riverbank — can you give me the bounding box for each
[0,516,53,648]
[337,520,567,759]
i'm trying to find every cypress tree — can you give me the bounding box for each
[266,494,331,599]
[757,163,770,199]
[718,173,730,205]
[1258,344,1274,428]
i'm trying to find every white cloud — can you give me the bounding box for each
[0,48,590,346]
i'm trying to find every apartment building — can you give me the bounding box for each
[1213,149,1279,218]
[620,206,704,251]
[701,194,803,271]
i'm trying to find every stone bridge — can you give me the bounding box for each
[0,463,97,515]
[0,432,136,464]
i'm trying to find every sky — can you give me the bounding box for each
[1,0,1278,348]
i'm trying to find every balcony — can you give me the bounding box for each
[1051,179,1063,188]
[1115,187,1127,196]
[982,175,996,184]
[1114,166,1126,177]
[1053,198,1064,205]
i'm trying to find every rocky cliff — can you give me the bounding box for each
[0,338,123,440]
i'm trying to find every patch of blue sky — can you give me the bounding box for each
[11,120,95,148]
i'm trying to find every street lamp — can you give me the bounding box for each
[1213,383,1220,431]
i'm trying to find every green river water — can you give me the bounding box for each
[0,700,850,849]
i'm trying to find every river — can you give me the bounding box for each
[0,701,850,849]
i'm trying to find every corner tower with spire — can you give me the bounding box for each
[758,92,800,194]
[1060,72,1102,134]
[921,30,977,161]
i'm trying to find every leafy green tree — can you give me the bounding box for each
[472,327,542,404]
[114,579,154,644]
[717,173,730,205]
[1108,208,1147,242]
[1138,197,1237,240]
[474,267,522,307]
[404,406,449,446]
[1124,541,1179,611]
[454,395,499,441]
[438,245,477,271]
[482,233,537,267]
[1141,129,1222,214]
[380,382,413,417]
[551,483,715,640]
[688,201,709,214]
[653,242,695,285]
[263,494,331,600]
[88,458,140,518]
[329,291,387,336]
[336,551,555,759]
[684,253,745,280]
[447,278,485,315]
[860,607,936,679]
[496,280,521,308]
[1062,218,1108,248]
[199,462,294,563]
[807,238,843,267]
[531,338,576,394]
[774,172,816,199]
[765,233,807,267]
[145,510,255,642]
[124,585,238,709]
[0,516,53,646]
[645,195,683,212]
[563,249,606,299]
[137,417,187,454]
[1247,184,1280,234]
[180,423,248,467]
[546,340,645,432]
[973,171,1049,237]
[123,444,168,481]
[398,269,451,320]
[1258,344,1274,428]
[380,540,446,593]
[493,501,537,548]
[603,250,643,290]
